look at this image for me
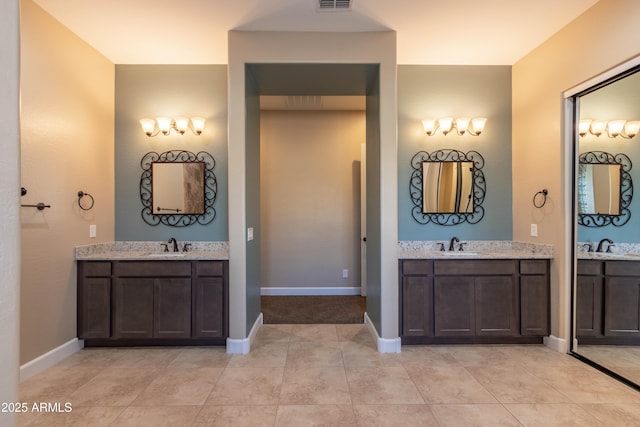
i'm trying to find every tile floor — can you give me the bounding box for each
[577,346,640,386]
[17,324,640,426]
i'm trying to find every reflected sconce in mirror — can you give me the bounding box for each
[579,119,640,139]
[139,116,206,137]
[422,117,486,137]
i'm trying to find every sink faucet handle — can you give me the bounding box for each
[160,243,169,252]
[436,242,445,251]
[606,243,615,253]
[182,243,192,252]
[458,242,467,252]
[583,243,593,252]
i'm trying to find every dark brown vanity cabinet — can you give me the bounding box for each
[78,260,228,345]
[400,258,550,344]
[577,259,640,344]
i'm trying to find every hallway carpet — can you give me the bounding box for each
[261,296,366,324]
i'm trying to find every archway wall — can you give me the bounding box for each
[228,31,398,339]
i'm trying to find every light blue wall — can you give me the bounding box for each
[398,65,512,241]
[115,65,228,241]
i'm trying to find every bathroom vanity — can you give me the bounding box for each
[76,242,228,346]
[398,242,552,345]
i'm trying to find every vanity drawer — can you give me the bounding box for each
[434,260,516,276]
[520,260,548,275]
[401,260,433,276]
[114,261,192,277]
[605,260,640,277]
[196,261,225,277]
[80,261,111,277]
[577,260,603,276]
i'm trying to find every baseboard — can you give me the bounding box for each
[226,312,263,354]
[364,312,401,353]
[20,338,84,382]
[261,287,362,296]
[544,335,568,353]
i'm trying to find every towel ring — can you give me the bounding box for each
[77,191,95,211]
[533,189,548,208]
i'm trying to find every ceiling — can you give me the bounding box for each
[33,0,599,65]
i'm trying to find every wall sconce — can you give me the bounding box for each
[579,119,640,139]
[422,117,486,136]
[139,116,206,137]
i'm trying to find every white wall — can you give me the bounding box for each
[0,1,21,425]
[20,0,114,364]
[260,110,365,294]
[513,0,640,348]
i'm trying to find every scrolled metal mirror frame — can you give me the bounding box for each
[140,150,217,227]
[410,149,486,225]
[578,150,633,227]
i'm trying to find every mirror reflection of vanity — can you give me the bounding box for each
[571,65,640,387]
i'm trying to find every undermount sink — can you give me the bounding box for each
[143,252,187,258]
[439,251,479,256]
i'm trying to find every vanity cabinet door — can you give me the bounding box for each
[434,276,474,336]
[154,278,191,338]
[576,275,603,337]
[194,277,224,338]
[520,275,549,336]
[475,276,518,336]
[604,277,640,337]
[402,276,433,337]
[114,278,154,339]
[78,277,111,339]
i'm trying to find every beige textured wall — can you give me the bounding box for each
[513,0,640,344]
[20,0,115,364]
[260,110,365,292]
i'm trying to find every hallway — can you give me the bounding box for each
[18,324,640,426]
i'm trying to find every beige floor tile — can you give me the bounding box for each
[254,324,294,343]
[106,347,181,369]
[443,345,524,368]
[275,405,356,427]
[193,405,278,427]
[430,404,521,427]
[505,403,603,426]
[112,405,200,427]
[19,365,99,402]
[499,345,579,369]
[530,365,640,404]
[353,404,439,427]
[289,324,339,342]
[397,345,461,369]
[285,340,343,368]
[227,341,289,368]
[340,341,402,368]
[346,367,424,404]
[17,406,123,427]
[67,367,159,407]
[409,366,498,404]
[132,367,223,406]
[610,367,640,385]
[280,366,351,405]
[581,403,640,427]
[50,348,125,370]
[167,347,231,369]
[205,367,283,405]
[467,365,571,404]
[335,324,370,343]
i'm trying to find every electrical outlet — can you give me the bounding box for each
[342,269,349,279]
[530,223,538,237]
[89,224,97,238]
[247,227,254,241]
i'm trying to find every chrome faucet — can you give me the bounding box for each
[596,238,614,253]
[167,237,179,252]
[448,236,460,251]
[583,242,594,253]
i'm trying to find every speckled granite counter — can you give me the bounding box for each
[75,241,229,260]
[399,240,554,259]
[576,242,640,261]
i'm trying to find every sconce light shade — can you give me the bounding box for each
[422,116,486,137]
[589,120,607,137]
[139,118,156,137]
[606,120,625,138]
[624,121,640,138]
[578,119,592,137]
[139,116,206,137]
[422,119,438,136]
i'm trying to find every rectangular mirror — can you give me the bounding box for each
[152,162,205,214]
[422,161,474,213]
[577,163,621,215]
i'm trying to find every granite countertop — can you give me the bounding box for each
[576,242,640,261]
[75,241,229,261]
[398,241,554,260]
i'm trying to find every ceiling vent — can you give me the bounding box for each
[317,0,352,12]
[286,96,324,109]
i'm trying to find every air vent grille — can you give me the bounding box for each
[317,0,352,11]
[286,96,324,109]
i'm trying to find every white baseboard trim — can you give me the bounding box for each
[20,338,84,382]
[544,335,568,353]
[364,312,401,353]
[226,312,263,354]
[261,287,361,296]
